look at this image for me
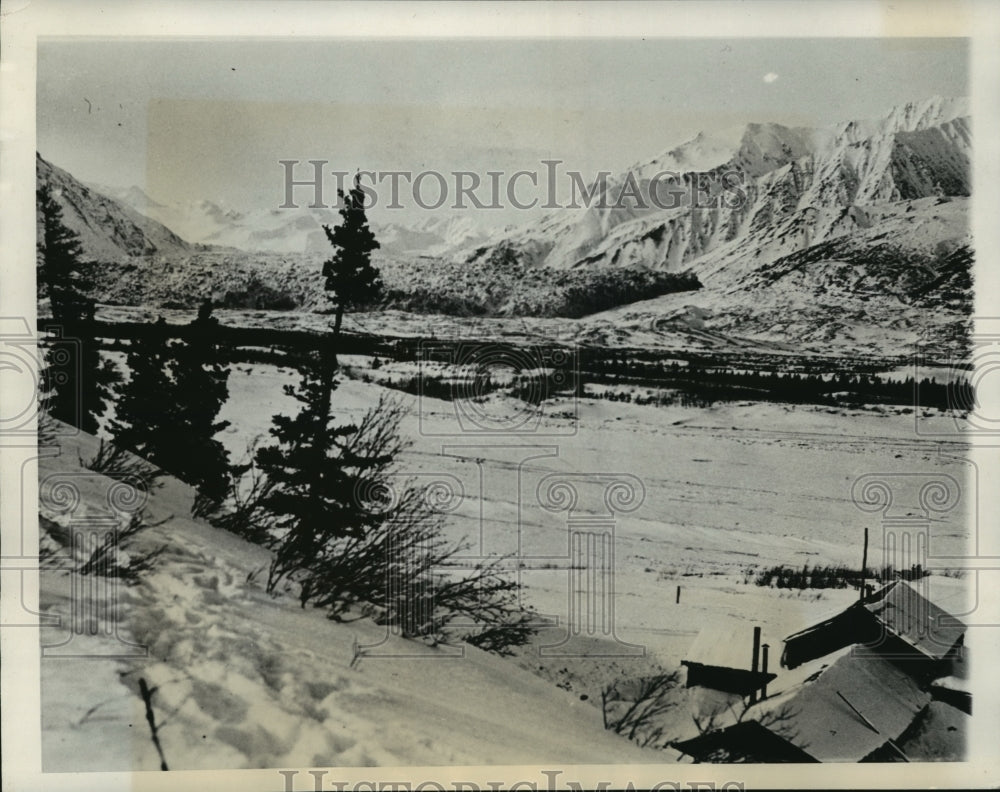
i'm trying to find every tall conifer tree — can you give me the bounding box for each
[170,301,232,504]
[257,173,390,595]
[37,182,118,432]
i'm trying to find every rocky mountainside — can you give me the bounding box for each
[37,154,194,262]
[575,196,971,355]
[465,96,969,275]
[455,96,972,356]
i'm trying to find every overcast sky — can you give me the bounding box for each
[37,37,968,218]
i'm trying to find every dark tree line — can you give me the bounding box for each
[751,561,932,590]
[578,358,971,411]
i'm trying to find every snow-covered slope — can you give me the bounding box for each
[38,367,974,769]
[39,423,656,771]
[378,214,495,257]
[88,186,342,255]
[576,196,971,356]
[630,122,816,184]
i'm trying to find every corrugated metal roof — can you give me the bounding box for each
[918,575,972,617]
[747,649,931,762]
[863,580,966,661]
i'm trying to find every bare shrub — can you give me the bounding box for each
[82,437,165,493]
[206,438,276,544]
[689,695,803,762]
[40,510,168,585]
[602,671,682,749]
[258,391,536,656]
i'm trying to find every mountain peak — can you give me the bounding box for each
[821,95,969,148]
[884,94,968,130]
[632,125,746,179]
[731,122,815,177]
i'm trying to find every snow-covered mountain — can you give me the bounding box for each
[377,215,495,257]
[94,184,493,258]
[464,96,970,275]
[86,186,340,255]
[449,96,972,354]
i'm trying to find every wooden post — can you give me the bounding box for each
[676,585,681,604]
[750,626,762,704]
[860,527,869,602]
[761,643,769,701]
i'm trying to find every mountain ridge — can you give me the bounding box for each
[36,95,974,356]
[464,96,969,274]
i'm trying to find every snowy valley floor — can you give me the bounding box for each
[37,366,974,770]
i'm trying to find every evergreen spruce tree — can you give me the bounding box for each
[256,371,401,602]
[305,174,385,452]
[37,182,118,432]
[321,174,383,363]
[107,304,232,510]
[37,183,91,324]
[258,174,388,594]
[110,318,176,462]
[169,301,232,505]
[250,177,535,651]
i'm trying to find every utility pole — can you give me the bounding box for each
[750,626,762,705]
[860,526,869,602]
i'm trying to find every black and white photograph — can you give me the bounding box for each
[3,2,1000,789]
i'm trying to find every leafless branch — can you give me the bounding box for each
[602,672,682,749]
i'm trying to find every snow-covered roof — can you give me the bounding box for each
[916,574,971,616]
[930,674,970,694]
[746,649,931,762]
[863,580,966,661]
[683,619,772,671]
[782,579,967,663]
